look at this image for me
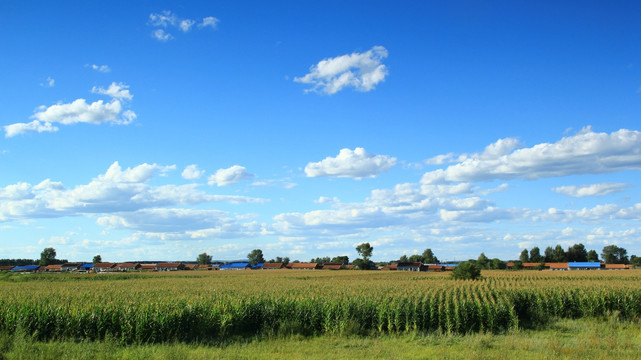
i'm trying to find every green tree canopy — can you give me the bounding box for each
[552,245,567,262]
[587,250,599,262]
[529,247,543,263]
[247,249,265,265]
[355,243,373,261]
[92,254,102,264]
[331,256,349,265]
[39,247,57,266]
[519,249,529,263]
[422,248,439,264]
[451,261,482,280]
[477,252,489,269]
[197,252,212,265]
[544,246,554,262]
[601,245,628,264]
[567,244,588,262]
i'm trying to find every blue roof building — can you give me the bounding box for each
[568,262,601,270]
[12,265,40,272]
[220,262,251,270]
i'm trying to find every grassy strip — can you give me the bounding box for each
[1,317,639,360]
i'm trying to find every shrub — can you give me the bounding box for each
[451,262,481,280]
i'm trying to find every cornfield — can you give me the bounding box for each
[0,270,639,344]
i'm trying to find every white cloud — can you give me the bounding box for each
[305,147,396,179]
[5,83,136,137]
[179,19,195,32]
[91,82,133,101]
[422,127,641,184]
[90,64,111,73]
[4,120,58,137]
[181,164,205,180]
[152,29,173,41]
[552,183,632,197]
[148,11,218,41]
[294,46,389,94]
[0,162,267,222]
[315,196,340,204]
[40,77,55,88]
[149,10,177,27]
[208,165,254,186]
[200,16,219,29]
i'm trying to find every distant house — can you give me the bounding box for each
[139,264,157,271]
[262,263,284,270]
[93,263,117,273]
[381,264,397,271]
[0,266,15,272]
[290,262,319,270]
[441,264,458,271]
[397,262,422,272]
[251,263,264,270]
[79,264,94,272]
[522,262,545,269]
[605,264,628,270]
[547,263,569,271]
[45,264,62,272]
[184,264,199,270]
[343,264,356,270]
[61,263,81,272]
[568,262,601,270]
[156,263,184,271]
[321,262,343,270]
[220,262,250,270]
[12,265,41,273]
[426,265,445,272]
[116,263,141,271]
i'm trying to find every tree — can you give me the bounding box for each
[331,256,349,265]
[544,246,554,262]
[630,255,641,268]
[92,254,102,264]
[519,249,530,263]
[451,262,481,280]
[490,258,506,270]
[399,255,409,263]
[567,244,588,262]
[587,250,599,262]
[355,243,373,262]
[552,245,567,262]
[477,253,489,269]
[601,245,628,264]
[39,247,57,266]
[408,254,423,263]
[529,247,543,263]
[353,258,372,270]
[247,249,265,265]
[311,256,330,265]
[422,248,439,264]
[197,252,212,265]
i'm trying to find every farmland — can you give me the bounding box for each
[0,270,640,347]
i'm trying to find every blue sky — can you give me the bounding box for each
[1,1,640,263]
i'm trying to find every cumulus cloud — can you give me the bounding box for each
[181,164,205,180]
[422,127,641,184]
[4,83,136,137]
[208,165,254,187]
[91,82,133,101]
[294,46,389,94]
[90,64,111,73]
[305,147,397,179]
[0,162,267,222]
[148,10,218,41]
[552,183,632,197]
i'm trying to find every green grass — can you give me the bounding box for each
[1,317,639,360]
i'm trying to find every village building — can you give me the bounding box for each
[262,263,284,269]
